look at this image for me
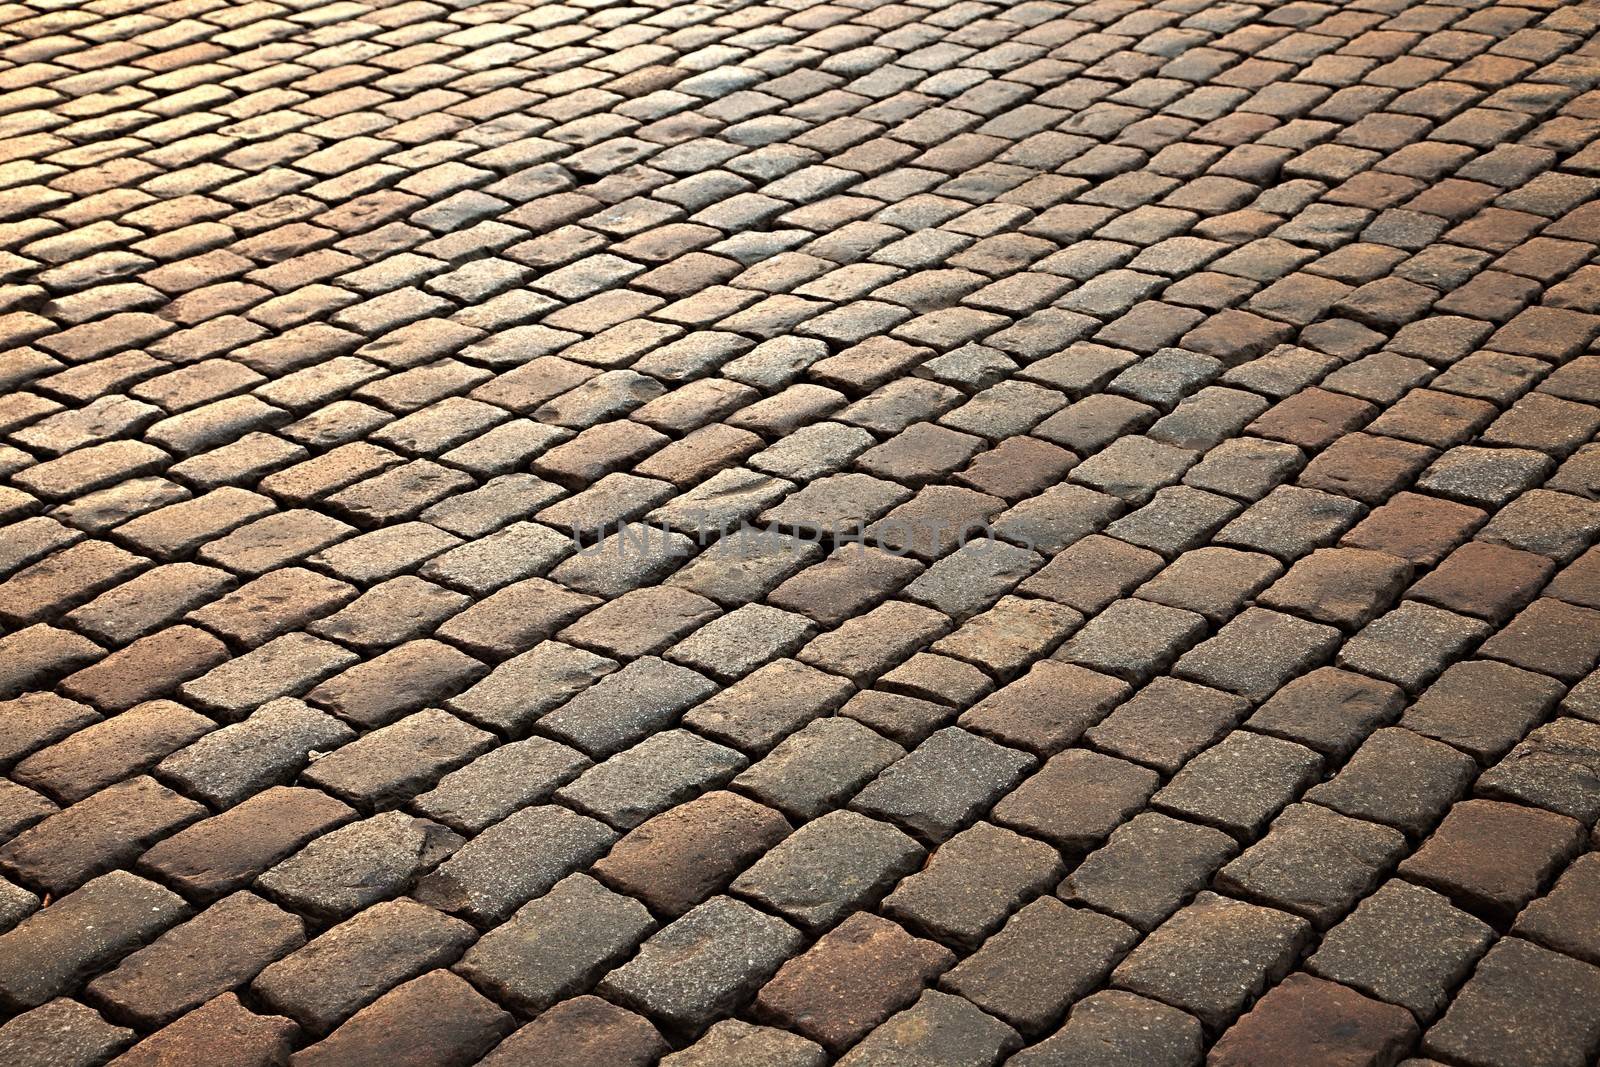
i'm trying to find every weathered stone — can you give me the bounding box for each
[1309,880,1494,1022]
[1208,973,1418,1067]
[0,872,188,1011]
[255,812,463,922]
[109,994,298,1067]
[288,970,513,1067]
[1060,812,1239,931]
[86,892,305,1028]
[1216,804,1408,928]
[411,804,615,923]
[456,874,655,1014]
[592,791,791,916]
[1110,892,1311,1032]
[940,898,1137,1036]
[1423,938,1600,1067]
[661,1020,825,1067]
[835,990,1021,1067]
[732,810,924,933]
[599,896,803,1031]
[478,997,666,1067]
[251,899,475,1036]
[0,998,132,1067]
[1008,990,1202,1067]
[756,913,953,1052]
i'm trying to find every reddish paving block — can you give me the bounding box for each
[1135,547,1283,623]
[0,539,149,627]
[1256,547,1412,630]
[592,791,791,917]
[252,899,476,1036]
[0,776,206,896]
[60,625,229,712]
[956,436,1078,501]
[1548,546,1600,610]
[187,569,357,649]
[756,913,954,1052]
[110,994,298,1067]
[1514,853,1600,966]
[1297,432,1437,506]
[1209,973,1418,1067]
[86,892,305,1028]
[477,997,666,1067]
[1408,541,1555,623]
[11,699,212,804]
[1020,535,1164,614]
[766,546,922,627]
[0,693,100,769]
[1246,667,1406,760]
[1398,800,1585,925]
[288,970,513,1067]
[1478,598,1600,682]
[1400,659,1563,762]
[1247,389,1378,451]
[138,787,355,902]
[1339,491,1485,566]
[1085,677,1250,774]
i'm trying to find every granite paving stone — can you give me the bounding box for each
[1308,880,1495,1022]
[1110,892,1312,1033]
[1008,991,1202,1067]
[1422,938,1600,1067]
[598,896,803,1033]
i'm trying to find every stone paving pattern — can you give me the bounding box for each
[2,0,1600,1063]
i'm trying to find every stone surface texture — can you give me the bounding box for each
[2,0,1600,1061]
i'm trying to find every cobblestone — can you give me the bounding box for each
[1308,879,1494,1023]
[6,0,1600,1055]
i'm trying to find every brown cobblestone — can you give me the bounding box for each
[756,913,953,1052]
[1209,973,1418,1067]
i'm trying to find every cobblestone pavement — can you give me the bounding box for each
[5,0,1600,1063]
